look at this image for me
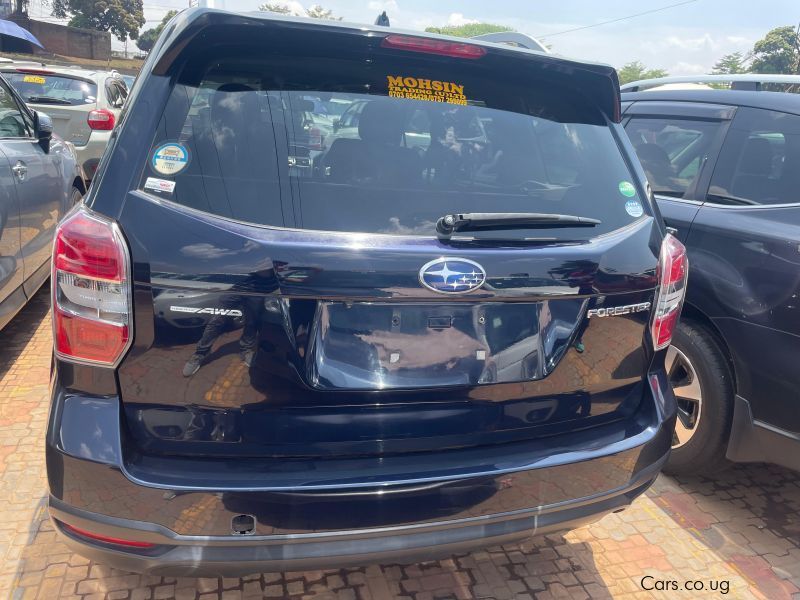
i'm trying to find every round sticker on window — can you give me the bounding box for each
[152,143,189,176]
[625,199,644,218]
[618,180,636,198]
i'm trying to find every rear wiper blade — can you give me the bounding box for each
[436,212,601,237]
[26,96,72,105]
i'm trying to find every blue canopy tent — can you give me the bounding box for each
[0,19,44,53]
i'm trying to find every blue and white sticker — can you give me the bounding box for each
[151,143,189,176]
[625,199,644,218]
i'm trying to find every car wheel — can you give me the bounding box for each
[663,320,734,476]
[69,186,83,207]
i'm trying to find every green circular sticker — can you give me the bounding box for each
[618,181,636,197]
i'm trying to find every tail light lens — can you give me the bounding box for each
[52,205,132,366]
[87,108,115,131]
[381,34,487,59]
[308,126,324,151]
[651,233,688,350]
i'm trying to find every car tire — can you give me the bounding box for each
[663,319,734,476]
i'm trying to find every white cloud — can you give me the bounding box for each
[368,0,398,11]
[668,61,708,75]
[447,12,478,27]
[663,33,717,52]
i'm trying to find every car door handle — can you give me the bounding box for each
[12,161,27,182]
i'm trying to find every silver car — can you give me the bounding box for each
[0,73,83,330]
[0,63,127,181]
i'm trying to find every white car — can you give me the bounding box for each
[0,63,128,181]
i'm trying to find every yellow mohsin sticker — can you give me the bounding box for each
[387,75,467,105]
[22,75,45,84]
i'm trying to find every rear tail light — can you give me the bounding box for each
[52,205,132,366]
[381,34,487,59]
[651,233,688,350]
[61,522,155,549]
[309,126,325,151]
[87,108,115,131]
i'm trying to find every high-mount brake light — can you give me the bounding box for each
[88,108,115,131]
[52,205,132,366]
[651,233,688,350]
[381,34,487,59]
[14,68,54,75]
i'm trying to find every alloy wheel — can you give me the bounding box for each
[666,345,703,448]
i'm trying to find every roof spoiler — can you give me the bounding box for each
[470,31,548,53]
[149,9,620,121]
[621,74,800,92]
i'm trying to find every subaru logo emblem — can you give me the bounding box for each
[419,258,486,294]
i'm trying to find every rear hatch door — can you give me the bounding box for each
[113,18,660,459]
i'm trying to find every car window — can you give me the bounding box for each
[3,72,97,106]
[0,80,30,138]
[625,117,724,198]
[708,107,800,206]
[139,57,644,241]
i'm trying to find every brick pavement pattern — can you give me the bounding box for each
[1,289,799,600]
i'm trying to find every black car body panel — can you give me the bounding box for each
[622,89,800,471]
[47,8,678,574]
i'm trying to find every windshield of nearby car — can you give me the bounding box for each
[3,72,97,106]
[140,57,644,241]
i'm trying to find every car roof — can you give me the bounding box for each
[621,89,800,116]
[0,62,121,80]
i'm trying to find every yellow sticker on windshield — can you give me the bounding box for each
[387,76,467,105]
[22,75,45,84]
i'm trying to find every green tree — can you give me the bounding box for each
[712,51,748,74]
[617,61,668,85]
[424,23,513,38]
[750,25,800,74]
[259,3,341,20]
[51,0,145,41]
[136,10,177,53]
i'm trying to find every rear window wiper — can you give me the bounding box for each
[26,96,72,105]
[436,212,601,238]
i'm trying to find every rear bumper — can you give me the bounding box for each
[46,371,675,576]
[74,131,112,178]
[49,474,658,576]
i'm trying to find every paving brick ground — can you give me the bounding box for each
[1,289,799,600]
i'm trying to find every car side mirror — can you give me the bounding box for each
[332,118,341,132]
[33,111,53,153]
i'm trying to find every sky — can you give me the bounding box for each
[24,0,800,71]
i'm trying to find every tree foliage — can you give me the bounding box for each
[424,23,513,38]
[749,26,800,74]
[617,61,668,85]
[259,3,341,20]
[711,52,748,74]
[51,0,145,41]
[136,10,177,53]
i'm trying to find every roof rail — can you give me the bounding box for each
[621,74,800,92]
[470,31,548,53]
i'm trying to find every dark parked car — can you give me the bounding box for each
[46,8,685,575]
[621,75,800,475]
[0,74,84,331]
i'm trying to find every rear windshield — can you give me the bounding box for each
[4,72,97,106]
[140,56,643,240]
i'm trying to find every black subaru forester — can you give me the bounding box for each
[46,9,685,575]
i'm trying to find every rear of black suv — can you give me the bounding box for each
[46,9,683,576]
